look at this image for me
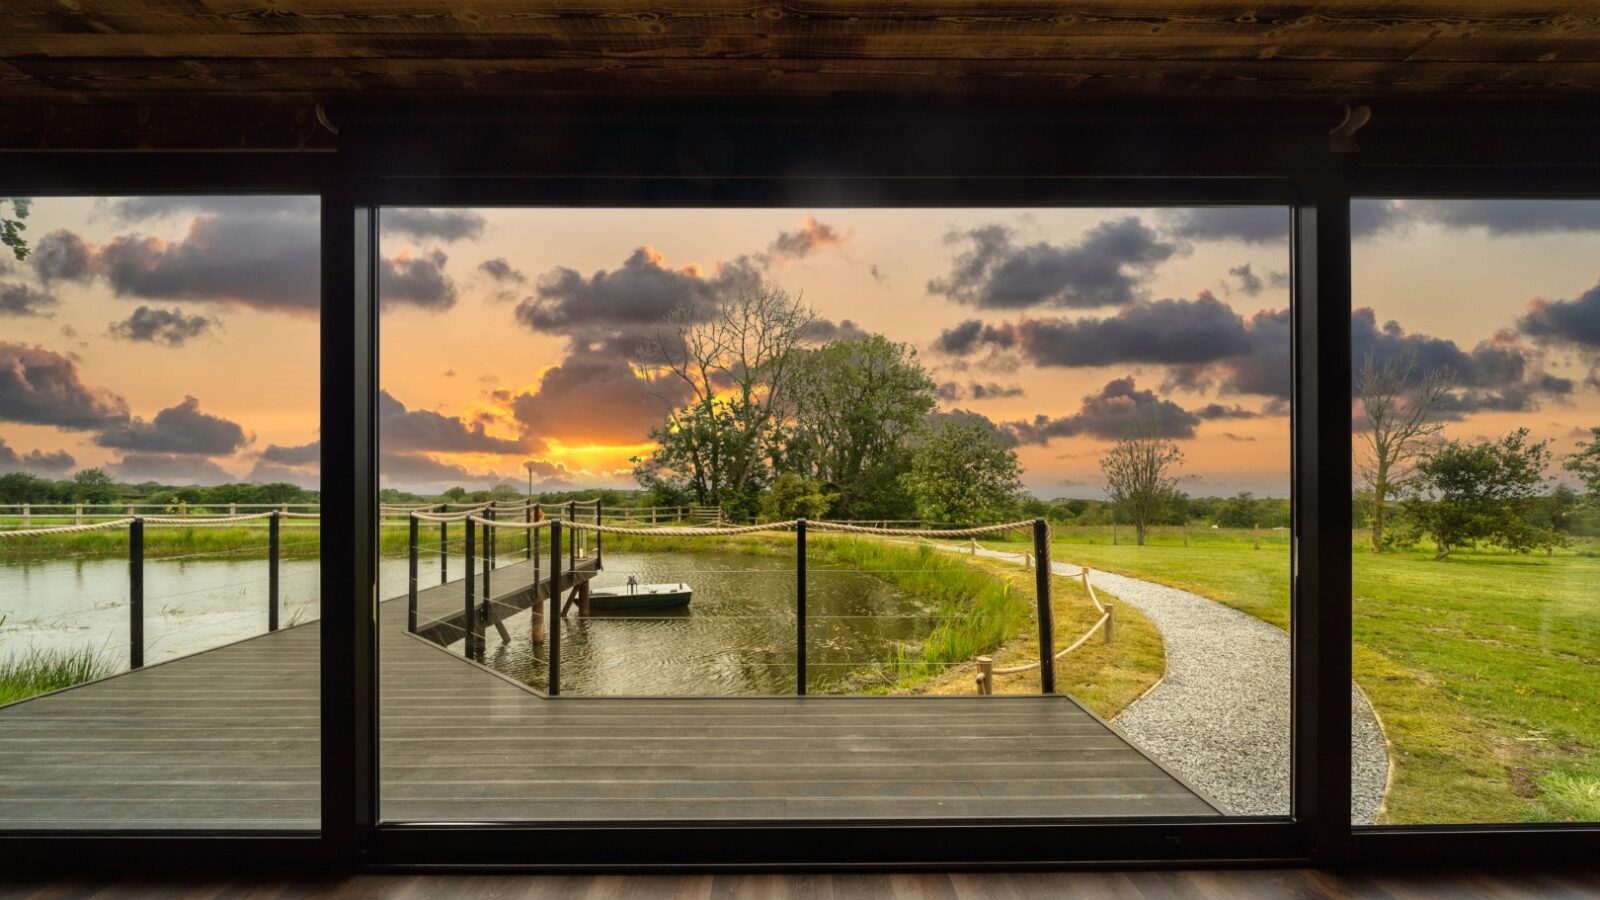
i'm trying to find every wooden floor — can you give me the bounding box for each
[4,868,1597,899]
[0,551,1215,829]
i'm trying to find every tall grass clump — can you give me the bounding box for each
[0,646,114,706]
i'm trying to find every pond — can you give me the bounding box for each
[0,549,939,696]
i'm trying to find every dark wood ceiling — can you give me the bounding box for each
[4,2,1599,102]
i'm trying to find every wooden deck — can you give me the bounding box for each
[0,551,1219,829]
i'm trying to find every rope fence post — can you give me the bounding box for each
[549,518,563,696]
[796,517,807,696]
[440,518,448,586]
[1033,518,1055,695]
[595,501,603,569]
[525,502,533,560]
[567,500,576,569]
[407,513,419,634]
[268,510,280,632]
[464,516,477,659]
[977,656,994,695]
[129,517,144,670]
[1104,600,1116,644]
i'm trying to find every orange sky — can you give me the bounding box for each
[2,199,1597,497]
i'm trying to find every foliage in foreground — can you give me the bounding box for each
[0,645,113,706]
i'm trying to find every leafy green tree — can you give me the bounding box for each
[778,335,937,517]
[1099,426,1184,546]
[71,468,118,504]
[2,198,31,261]
[1400,428,1552,560]
[900,413,1022,524]
[1216,492,1259,528]
[1566,427,1600,500]
[441,486,468,501]
[760,473,834,521]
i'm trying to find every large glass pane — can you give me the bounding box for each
[377,207,1291,822]
[1352,198,1600,825]
[0,196,320,829]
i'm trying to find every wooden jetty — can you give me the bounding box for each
[0,548,1219,829]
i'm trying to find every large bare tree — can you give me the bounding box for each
[1100,424,1184,546]
[638,286,817,511]
[1356,350,1450,552]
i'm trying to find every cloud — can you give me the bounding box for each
[1220,432,1257,442]
[1351,308,1571,415]
[0,282,58,318]
[259,440,319,466]
[934,294,1253,369]
[379,390,523,454]
[381,208,487,242]
[93,395,249,455]
[96,214,319,313]
[518,246,763,356]
[1195,403,1260,420]
[31,230,94,283]
[1166,307,1293,400]
[1161,204,1405,243]
[0,438,76,476]
[477,257,528,304]
[509,355,684,445]
[99,196,317,223]
[0,342,129,430]
[379,250,457,310]
[928,218,1179,310]
[109,453,236,485]
[1519,280,1600,349]
[1003,377,1201,444]
[108,306,217,346]
[244,461,320,489]
[802,317,869,343]
[1229,263,1264,297]
[937,381,1025,402]
[1407,200,1600,236]
[768,217,848,260]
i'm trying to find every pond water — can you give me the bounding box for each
[0,549,938,695]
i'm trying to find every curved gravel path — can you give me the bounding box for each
[973,547,1388,822]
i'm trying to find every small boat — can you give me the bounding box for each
[588,577,693,611]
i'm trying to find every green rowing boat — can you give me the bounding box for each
[589,580,693,610]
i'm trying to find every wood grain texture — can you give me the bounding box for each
[0,557,1217,830]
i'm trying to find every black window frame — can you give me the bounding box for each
[0,141,1596,870]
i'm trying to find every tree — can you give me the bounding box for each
[1216,492,1260,529]
[1400,428,1552,560]
[1099,426,1183,546]
[778,335,937,518]
[1356,351,1451,552]
[2,198,31,261]
[71,468,118,504]
[638,286,817,517]
[1565,426,1600,500]
[760,473,834,521]
[900,413,1023,524]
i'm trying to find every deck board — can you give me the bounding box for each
[0,553,1219,829]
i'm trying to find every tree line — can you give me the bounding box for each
[0,469,317,507]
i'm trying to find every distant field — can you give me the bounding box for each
[986,526,1600,825]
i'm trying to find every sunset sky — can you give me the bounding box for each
[2,198,1597,498]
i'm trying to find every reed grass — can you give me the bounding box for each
[0,645,114,706]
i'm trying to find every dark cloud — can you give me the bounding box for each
[379,250,457,310]
[1351,308,1570,415]
[0,342,129,430]
[1519,280,1600,349]
[1220,432,1257,442]
[379,390,523,454]
[928,218,1179,310]
[1166,307,1293,400]
[0,282,58,318]
[1407,200,1600,236]
[94,395,249,456]
[1195,403,1260,420]
[100,196,317,223]
[1229,263,1264,297]
[259,440,319,466]
[1162,203,1405,242]
[97,214,318,313]
[0,438,76,476]
[244,461,319,489]
[802,317,869,344]
[925,408,1017,447]
[1003,377,1201,444]
[510,355,685,445]
[108,306,216,346]
[109,453,236,485]
[768,217,847,260]
[518,246,763,356]
[937,381,1025,402]
[933,319,1015,356]
[381,208,487,242]
[31,230,94,284]
[478,257,527,284]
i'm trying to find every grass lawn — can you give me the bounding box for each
[978,526,1599,825]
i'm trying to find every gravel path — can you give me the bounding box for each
[972,547,1388,822]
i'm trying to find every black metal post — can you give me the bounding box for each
[268,510,281,632]
[595,501,603,569]
[440,519,448,585]
[525,502,533,560]
[567,500,576,570]
[796,517,807,696]
[407,514,419,634]
[549,519,563,696]
[129,517,144,670]
[464,516,477,659]
[482,508,493,605]
[1034,518,1055,694]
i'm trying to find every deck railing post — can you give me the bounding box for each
[465,516,477,659]
[268,511,281,632]
[407,514,419,633]
[525,503,533,560]
[74,503,83,525]
[483,508,494,603]
[1033,518,1055,694]
[796,517,807,696]
[567,501,576,569]
[549,519,563,696]
[440,519,448,585]
[595,502,603,569]
[129,517,144,670]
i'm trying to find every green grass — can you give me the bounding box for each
[986,526,1600,825]
[0,646,114,706]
